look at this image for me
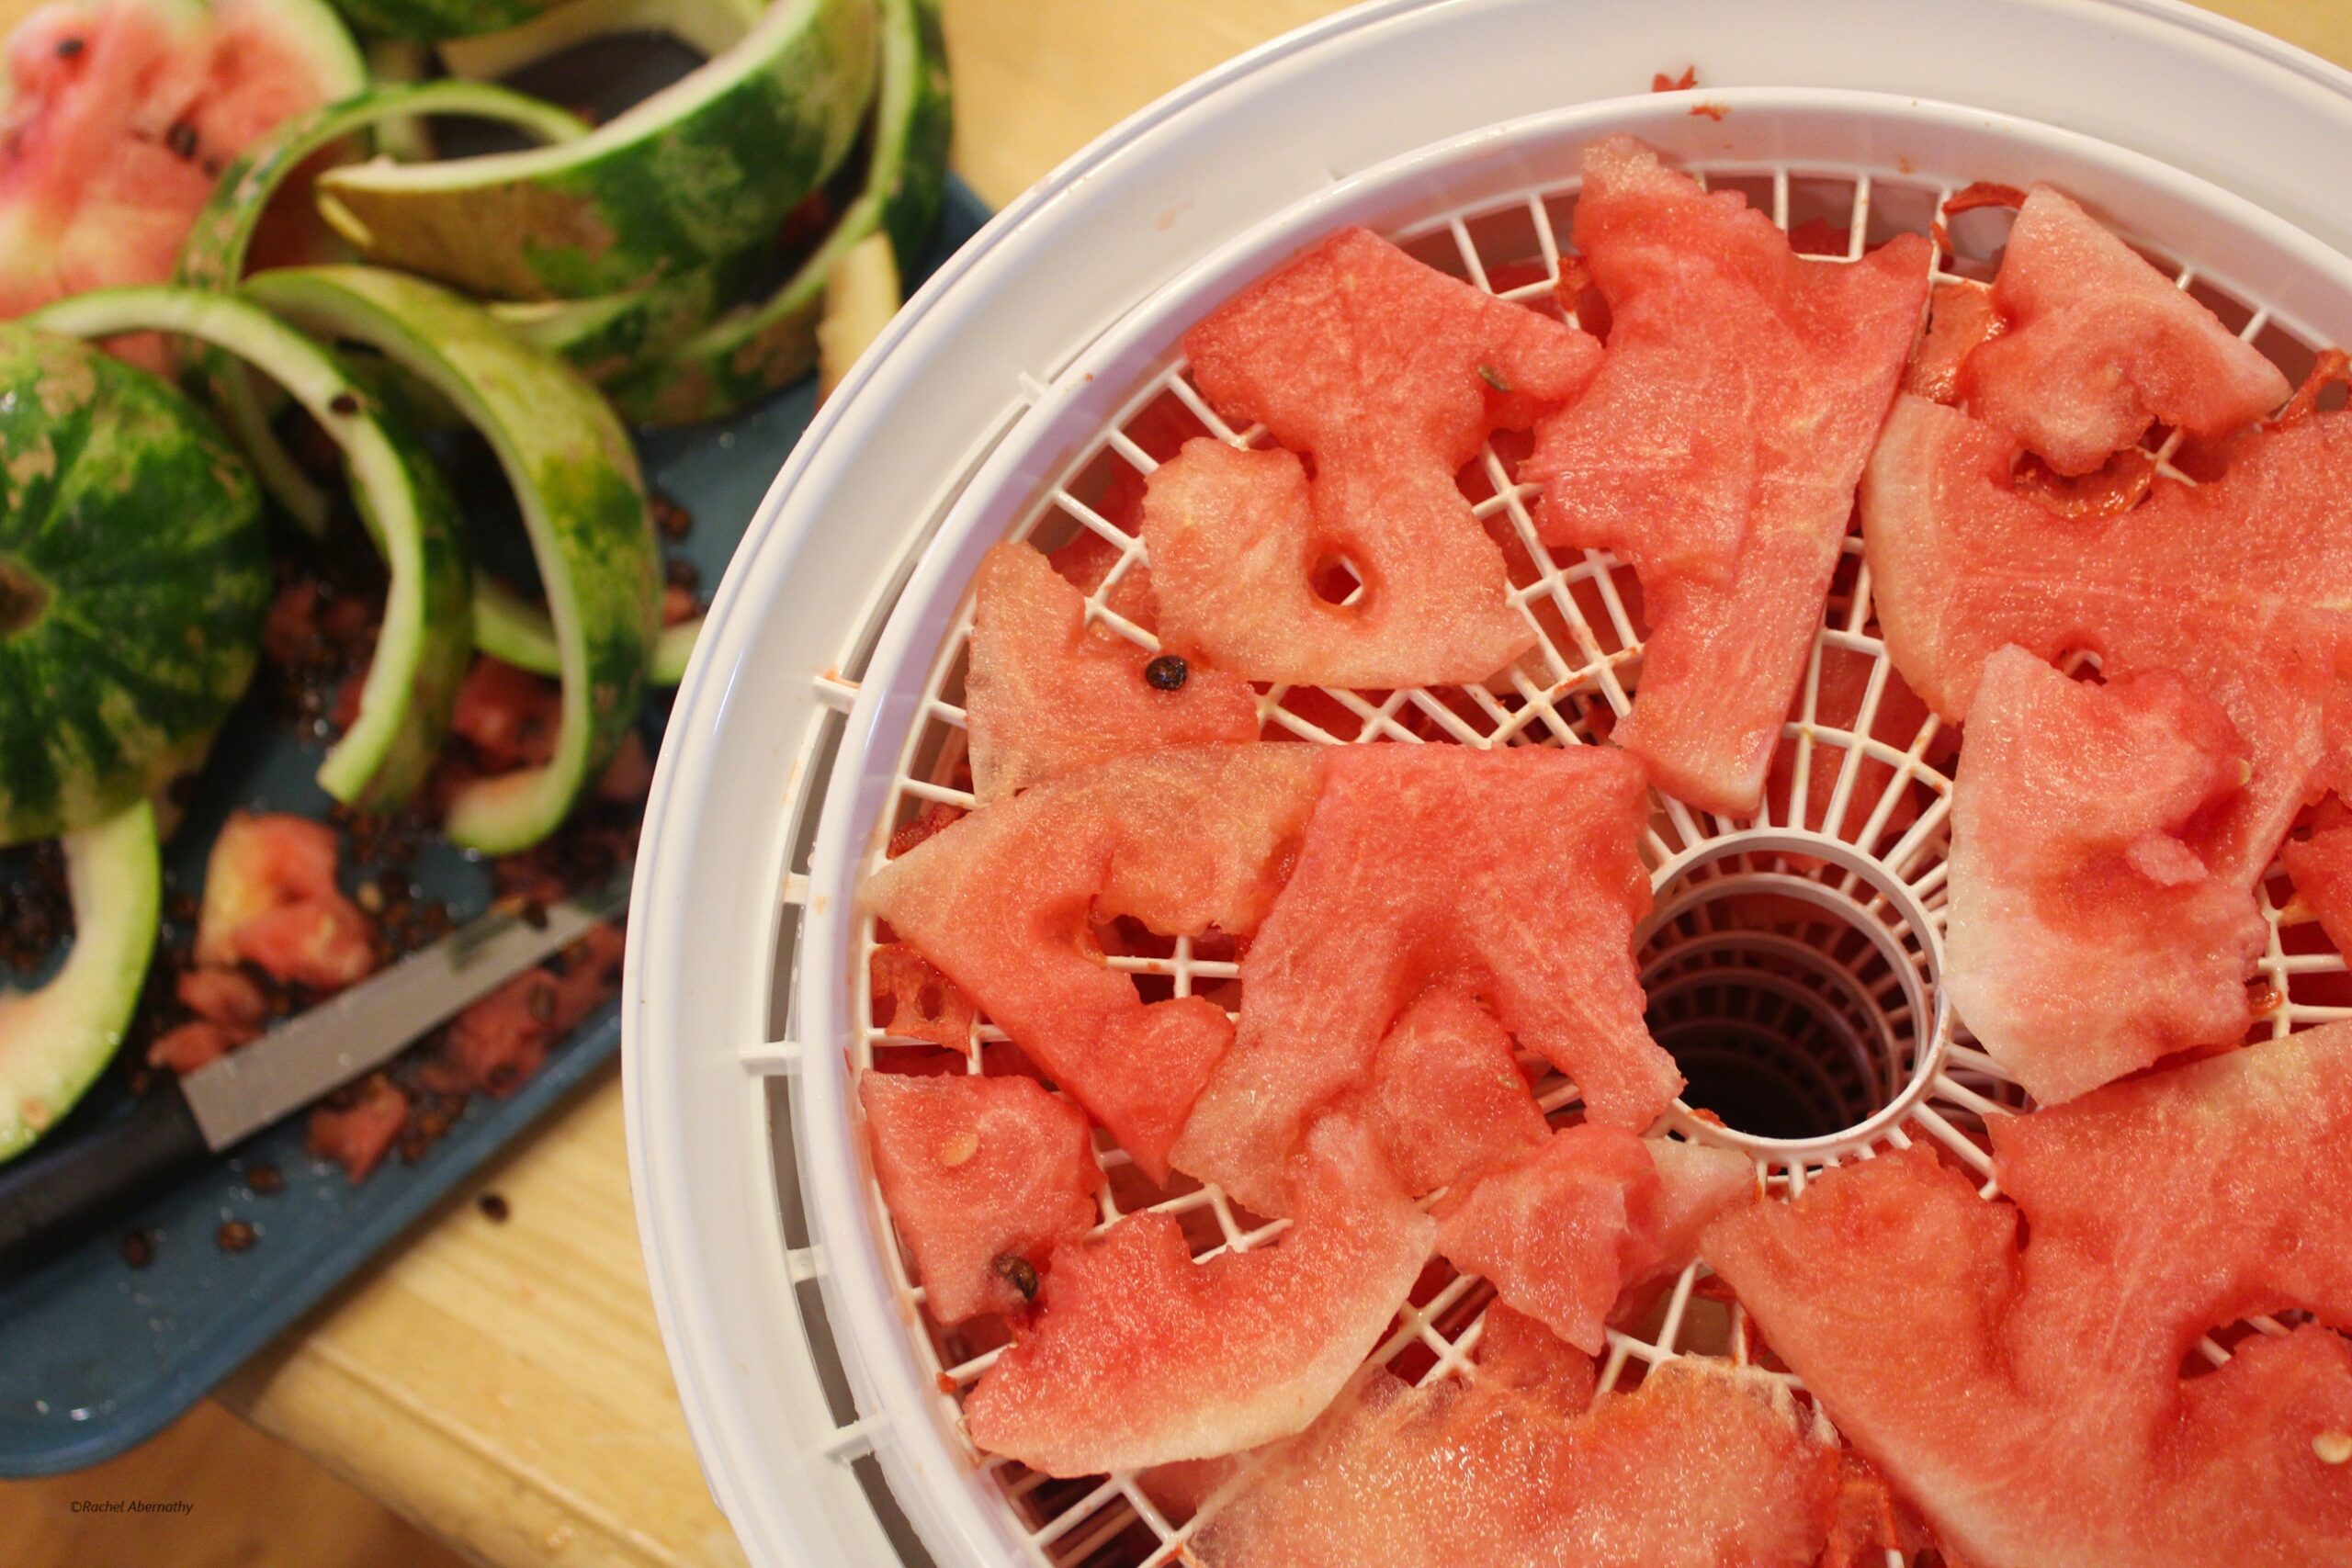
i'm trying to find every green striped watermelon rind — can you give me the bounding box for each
[0,327,267,847]
[614,0,951,426]
[175,79,593,533]
[321,0,574,42]
[472,576,697,686]
[244,266,659,854]
[30,287,473,812]
[434,0,763,82]
[314,0,879,301]
[0,800,161,1163]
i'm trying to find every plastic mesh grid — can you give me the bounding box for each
[820,159,2340,1568]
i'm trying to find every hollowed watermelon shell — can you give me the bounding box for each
[1702,1022,2352,1568]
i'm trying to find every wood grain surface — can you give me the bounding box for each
[9,5,2350,1568]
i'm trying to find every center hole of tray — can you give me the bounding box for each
[1636,832,1945,1151]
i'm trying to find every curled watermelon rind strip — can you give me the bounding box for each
[245,265,658,854]
[175,78,592,533]
[0,799,161,1165]
[27,286,472,811]
[473,576,697,687]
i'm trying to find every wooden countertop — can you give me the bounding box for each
[215,4,2352,1566]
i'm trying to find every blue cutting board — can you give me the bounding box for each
[0,180,989,1479]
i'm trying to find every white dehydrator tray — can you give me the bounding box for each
[623,6,2352,1566]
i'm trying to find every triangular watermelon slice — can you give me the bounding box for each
[1945,646,2267,1103]
[1140,225,1602,689]
[1434,1127,1755,1354]
[1962,186,2290,475]
[962,540,1260,804]
[1169,743,1678,1216]
[1339,983,1549,1198]
[1523,135,1930,817]
[1189,1356,1839,1568]
[859,1071,1104,1325]
[1703,1022,2352,1568]
[865,746,1323,1181]
[961,1113,1432,1476]
[1860,392,2352,886]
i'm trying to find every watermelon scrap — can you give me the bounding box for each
[1962,186,2290,475]
[1946,647,2267,1103]
[962,1113,1432,1475]
[1189,1356,1838,1568]
[864,746,1322,1181]
[1338,983,1549,1197]
[860,1071,1103,1325]
[963,541,1259,803]
[1525,135,1931,816]
[305,1072,409,1184]
[1703,1022,2352,1568]
[1170,743,1676,1216]
[1860,393,2352,886]
[1904,278,2001,402]
[1141,226,1603,688]
[1473,1301,1598,1409]
[192,811,377,994]
[2283,818,2352,961]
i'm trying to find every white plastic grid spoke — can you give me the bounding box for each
[805,152,2347,1568]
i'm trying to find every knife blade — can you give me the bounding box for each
[0,865,631,1271]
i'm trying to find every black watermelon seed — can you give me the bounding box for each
[991,1253,1039,1301]
[1144,654,1189,692]
[329,391,359,416]
[165,121,198,161]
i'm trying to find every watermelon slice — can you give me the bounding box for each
[1433,1124,1658,1354]
[1473,1301,1598,1409]
[1169,743,1676,1216]
[1962,186,2290,474]
[2284,818,2352,960]
[864,745,1321,1181]
[1339,983,1548,1198]
[961,1113,1432,1475]
[0,0,363,356]
[1702,1022,2352,1568]
[1945,646,2267,1103]
[1434,1128,1753,1354]
[1860,393,2352,886]
[859,1071,1103,1325]
[1140,225,1602,689]
[1189,1356,1838,1568]
[1524,135,1931,817]
[963,541,1259,804]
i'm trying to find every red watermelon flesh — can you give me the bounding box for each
[1702,1021,2352,1568]
[2283,819,2352,960]
[1433,1124,1660,1354]
[1643,1135,1758,1276]
[962,541,1259,804]
[1473,1301,1598,1410]
[864,745,1322,1181]
[1962,186,2290,475]
[1860,392,2352,886]
[1189,1356,1838,1568]
[1140,226,1603,688]
[1905,278,2002,403]
[1525,135,1931,817]
[1340,983,1549,1198]
[1168,743,1677,1216]
[1945,646,2267,1104]
[1,0,352,359]
[860,1072,1103,1325]
[961,1112,1432,1476]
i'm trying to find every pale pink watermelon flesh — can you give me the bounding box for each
[1524,136,1932,817]
[859,1072,1104,1325]
[1963,185,2290,475]
[2285,820,2352,960]
[1860,393,2352,886]
[1433,1124,1659,1354]
[1703,1022,2352,1568]
[1340,983,1549,1198]
[1945,646,2267,1103]
[962,541,1260,804]
[865,746,1322,1181]
[962,1113,1433,1476]
[1169,743,1677,1216]
[1189,1356,1838,1568]
[1141,225,1603,688]
[0,0,351,356]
